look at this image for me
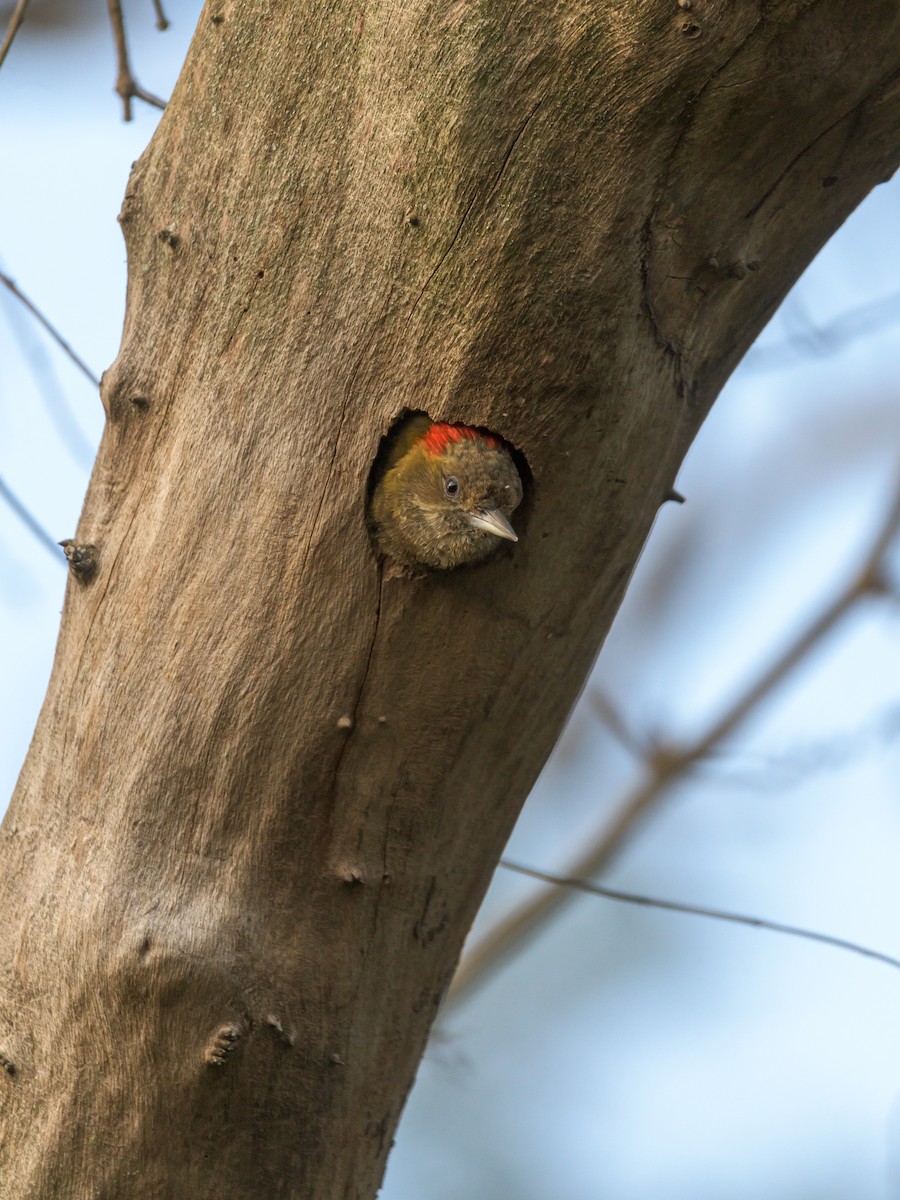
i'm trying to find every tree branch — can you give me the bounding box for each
[151,0,169,33]
[0,0,28,73]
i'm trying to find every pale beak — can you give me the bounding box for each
[467,508,518,542]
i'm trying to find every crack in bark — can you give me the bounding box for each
[638,213,688,399]
[745,95,868,219]
[746,58,900,220]
[412,875,438,944]
[221,269,265,357]
[647,7,764,232]
[406,99,544,322]
[350,563,385,735]
[639,8,764,396]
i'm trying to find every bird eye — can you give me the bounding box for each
[445,476,460,497]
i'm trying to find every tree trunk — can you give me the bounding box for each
[2,2,899,1195]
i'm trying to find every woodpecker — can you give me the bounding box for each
[370,415,523,570]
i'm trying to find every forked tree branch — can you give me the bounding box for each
[106,0,165,120]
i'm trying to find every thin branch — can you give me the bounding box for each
[500,860,900,974]
[106,0,166,121]
[449,483,900,1005]
[744,288,900,373]
[0,272,100,388]
[0,0,29,73]
[0,272,95,470]
[588,690,652,759]
[700,698,900,791]
[151,0,169,32]
[0,476,61,562]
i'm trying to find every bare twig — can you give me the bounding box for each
[0,476,61,562]
[701,698,900,791]
[151,0,169,31]
[0,272,95,469]
[588,691,651,759]
[449,484,900,1004]
[499,860,900,974]
[0,0,29,72]
[0,272,100,388]
[744,289,900,373]
[106,0,166,121]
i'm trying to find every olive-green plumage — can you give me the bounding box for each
[370,416,523,570]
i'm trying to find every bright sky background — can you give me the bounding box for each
[2,6,900,1198]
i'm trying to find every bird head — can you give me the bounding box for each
[370,419,524,570]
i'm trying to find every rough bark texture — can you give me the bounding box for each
[2,2,899,1196]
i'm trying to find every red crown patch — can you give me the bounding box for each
[420,422,501,457]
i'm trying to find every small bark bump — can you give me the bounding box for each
[0,1051,16,1077]
[118,193,138,226]
[204,1022,243,1066]
[336,715,353,730]
[265,1015,296,1047]
[100,360,154,423]
[336,866,366,885]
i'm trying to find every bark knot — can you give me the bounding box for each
[59,540,99,583]
[205,1022,244,1066]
